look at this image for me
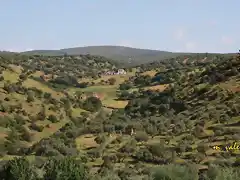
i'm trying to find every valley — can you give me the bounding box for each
[0,51,239,180]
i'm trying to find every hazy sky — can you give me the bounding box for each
[0,0,239,53]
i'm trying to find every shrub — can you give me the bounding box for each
[26,90,35,102]
[83,96,102,112]
[119,83,132,90]
[153,164,199,180]
[14,114,26,125]
[29,123,44,132]
[4,97,10,101]
[20,127,34,142]
[0,76,4,81]
[94,134,106,144]
[134,131,149,142]
[48,114,58,123]
[44,92,52,99]
[108,77,116,85]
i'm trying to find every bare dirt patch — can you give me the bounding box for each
[0,133,7,139]
[46,124,59,132]
[231,86,240,92]
[183,58,189,64]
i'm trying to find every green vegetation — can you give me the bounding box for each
[0,50,239,179]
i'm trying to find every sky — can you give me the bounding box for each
[0,0,239,53]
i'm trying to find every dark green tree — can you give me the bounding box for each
[0,157,37,180]
[44,157,88,180]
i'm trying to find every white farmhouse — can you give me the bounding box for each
[116,69,126,75]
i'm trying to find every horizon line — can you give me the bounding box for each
[0,45,237,54]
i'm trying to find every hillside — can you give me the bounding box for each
[0,52,239,180]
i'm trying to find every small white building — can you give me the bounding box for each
[104,69,126,75]
[116,69,126,75]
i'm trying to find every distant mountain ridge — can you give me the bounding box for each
[22,46,182,64]
[22,45,234,65]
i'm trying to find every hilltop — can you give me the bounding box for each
[0,51,239,180]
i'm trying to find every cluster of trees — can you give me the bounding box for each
[0,156,239,180]
[0,157,88,180]
[0,52,121,81]
[118,69,181,93]
[136,52,235,72]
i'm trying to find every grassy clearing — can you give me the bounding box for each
[219,79,240,92]
[2,70,19,83]
[75,134,98,150]
[68,85,118,95]
[128,84,168,93]
[71,107,87,117]
[68,85,124,108]
[31,120,68,145]
[2,68,64,100]
[32,70,44,77]
[8,64,23,74]
[95,75,129,84]
[23,79,63,99]
[79,72,135,85]
[68,79,132,109]
[141,70,157,77]
[144,84,168,91]
[102,99,128,109]
[2,92,47,115]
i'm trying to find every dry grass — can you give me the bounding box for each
[231,86,240,92]
[71,107,87,117]
[68,85,118,101]
[2,70,19,83]
[8,64,23,74]
[200,57,208,63]
[32,71,44,77]
[219,79,240,92]
[183,58,189,64]
[127,84,168,93]
[23,79,63,99]
[30,120,67,145]
[0,132,7,139]
[97,75,128,84]
[141,70,157,77]
[2,69,64,100]
[102,99,128,109]
[144,84,168,91]
[79,73,134,85]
